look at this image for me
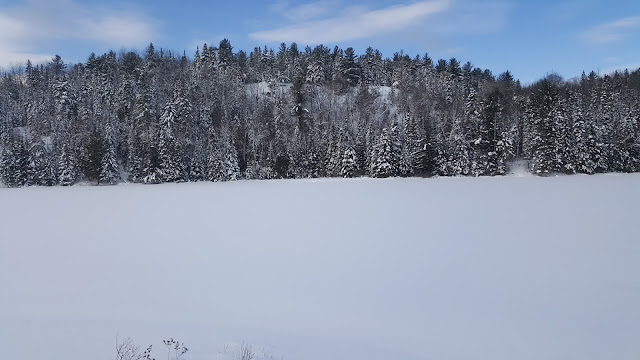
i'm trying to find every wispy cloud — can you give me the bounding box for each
[250,0,451,44]
[269,1,337,22]
[431,1,511,35]
[0,0,158,68]
[546,0,593,22]
[581,16,640,45]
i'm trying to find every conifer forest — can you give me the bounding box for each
[1,40,639,186]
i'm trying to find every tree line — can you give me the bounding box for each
[0,40,639,187]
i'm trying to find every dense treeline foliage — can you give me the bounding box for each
[1,40,639,186]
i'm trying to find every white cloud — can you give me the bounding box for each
[250,0,451,44]
[581,16,640,45]
[0,52,54,71]
[78,15,157,48]
[267,1,338,23]
[283,2,333,22]
[0,0,158,68]
[433,1,511,35]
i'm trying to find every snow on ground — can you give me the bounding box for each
[1,175,639,360]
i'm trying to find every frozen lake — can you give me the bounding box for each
[1,174,639,360]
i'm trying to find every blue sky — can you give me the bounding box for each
[1,0,639,84]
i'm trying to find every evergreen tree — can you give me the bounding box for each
[27,139,48,186]
[389,119,406,176]
[1,137,29,187]
[475,88,508,176]
[207,134,240,181]
[142,144,162,184]
[570,92,597,174]
[58,142,77,186]
[341,146,359,178]
[0,39,639,187]
[159,101,185,182]
[526,78,561,175]
[80,130,105,183]
[371,128,395,178]
[100,128,120,185]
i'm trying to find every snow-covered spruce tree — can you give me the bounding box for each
[325,132,343,177]
[466,87,485,176]
[221,135,240,181]
[206,136,222,182]
[58,142,77,186]
[479,88,508,176]
[79,130,105,183]
[141,144,162,184]
[1,136,29,187]
[445,117,471,176]
[403,113,422,175]
[588,82,618,173]
[622,106,640,171]
[100,127,120,185]
[290,129,311,178]
[129,78,155,182]
[568,91,596,174]
[159,101,185,182]
[389,119,408,176]
[27,139,47,186]
[3,42,640,185]
[607,89,636,172]
[371,128,395,178]
[26,137,57,186]
[341,146,359,177]
[342,47,362,88]
[413,126,439,177]
[309,146,323,178]
[551,97,576,174]
[187,135,207,182]
[207,133,240,182]
[526,77,561,175]
[127,130,144,183]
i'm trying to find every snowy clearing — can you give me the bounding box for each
[1,174,639,360]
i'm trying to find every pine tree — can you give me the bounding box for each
[446,117,470,176]
[80,130,105,183]
[325,135,343,177]
[403,114,421,175]
[221,135,240,181]
[389,119,407,176]
[1,41,640,187]
[2,137,29,187]
[413,126,438,176]
[371,128,395,178]
[551,98,575,174]
[142,144,162,184]
[477,88,508,176]
[58,142,76,186]
[207,134,240,181]
[341,146,359,177]
[571,92,597,174]
[159,102,185,182]
[526,78,561,175]
[100,128,120,185]
[27,139,47,186]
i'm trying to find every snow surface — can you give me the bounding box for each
[1,175,639,360]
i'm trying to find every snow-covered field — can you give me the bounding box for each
[1,174,639,360]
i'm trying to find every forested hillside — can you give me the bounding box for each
[1,40,639,186]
